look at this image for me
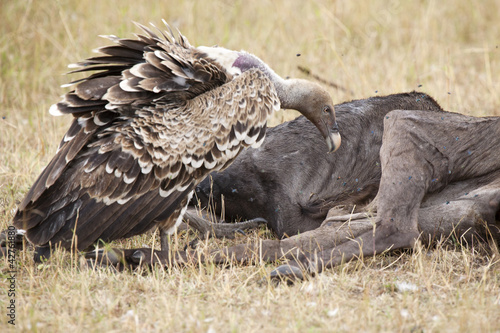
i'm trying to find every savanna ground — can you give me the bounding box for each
[1,0,500,331]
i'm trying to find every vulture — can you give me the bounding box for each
[13,21,341,262]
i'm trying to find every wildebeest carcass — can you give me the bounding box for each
[117,91,500,279]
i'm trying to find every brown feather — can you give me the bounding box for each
[95,45,144,59]
[75,77,121,100]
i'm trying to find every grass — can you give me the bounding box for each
[1,0,500,331]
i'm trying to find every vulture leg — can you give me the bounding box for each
[160,228,170,252]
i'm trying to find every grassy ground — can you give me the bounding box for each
[1,0,500,331]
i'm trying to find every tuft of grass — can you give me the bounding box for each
[1,0,500,331]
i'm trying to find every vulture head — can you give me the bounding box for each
[199,46,342,153]
[281,79,341,153]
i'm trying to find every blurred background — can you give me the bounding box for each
[1,0,499,208]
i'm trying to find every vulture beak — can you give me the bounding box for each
[326,124,341,153]
[320,107,341,153]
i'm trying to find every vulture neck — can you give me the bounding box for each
[232,51,313,111]
[271,77,314,111]
[202,48,315,111]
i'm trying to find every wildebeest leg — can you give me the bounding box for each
[83,238,284,269]
[271,186,500,280]
[83,209,267,268]
[107,236,305,269]
[182,209,267,239]
[287,110,500,273]
[90,184,500,271]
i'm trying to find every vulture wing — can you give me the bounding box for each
[13,23,280,251]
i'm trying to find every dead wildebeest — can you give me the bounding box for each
[114,91,500,279]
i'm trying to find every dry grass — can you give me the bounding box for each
[1,0,500,331]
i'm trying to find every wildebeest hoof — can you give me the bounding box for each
[0,228,25,248]
[85,248,153,270]
[125,248,173,268]
[251,217,268,225]
[0,228,26,258]
[85,248,124,267]
[131,250,146,264]
[184,239,199,251]
[270,264,305,284]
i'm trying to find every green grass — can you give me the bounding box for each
[1,0,500,331]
